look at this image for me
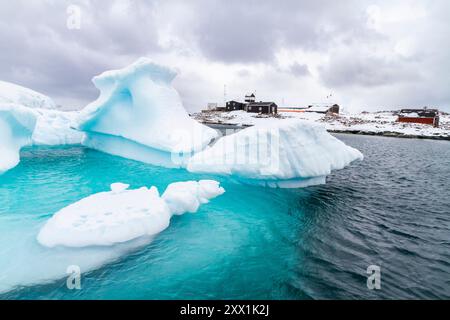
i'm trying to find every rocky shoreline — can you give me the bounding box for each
[327,129,450,141]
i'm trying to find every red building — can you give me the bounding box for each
[397,109,439,127]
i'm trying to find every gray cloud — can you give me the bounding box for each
[320,53,420,88]
[0,0,449,111]
[189,0,374,63]
[0,0,162,107]
[289,63,310,77]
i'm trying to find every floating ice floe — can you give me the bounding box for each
[76,58,218,167]
[187,119,364,188]
[37,180,225,248]
[0,180,223,293]
[0,103,37,174]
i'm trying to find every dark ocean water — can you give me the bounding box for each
[0,134,449,299]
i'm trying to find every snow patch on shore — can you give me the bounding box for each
[193,110,450,139]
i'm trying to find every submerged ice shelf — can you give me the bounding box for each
[0,180,224,293]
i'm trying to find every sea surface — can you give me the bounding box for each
[0,134,449,299]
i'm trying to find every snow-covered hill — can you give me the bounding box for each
[193,110,450,140]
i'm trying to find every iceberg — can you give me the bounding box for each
[75,58,362,188]
[1,180,223,293]
[0,60,362,187]
[38,180,225,248]
[187,119,363,188]
[0,103,37,174]
[162,180,225,215]
[32,109,84,145]
[0,104,83,174]
[76,58,219,167]
[0,80,56,110]
[0,81,80,149]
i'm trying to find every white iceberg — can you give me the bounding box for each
[0,103,37,174]
[162,180,225,215]
[0,80,56,110]
[0,179,223,293]
[37,180,225,248]
[187,119,363,188]
[0,104,83,174]
[0,81,83,174]
[76,58,218,167]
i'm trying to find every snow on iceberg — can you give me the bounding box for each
[162,180,225,215]
[37,180,225,248]
[0,80,56,110]
[187,119,363,188]
[76,58,218,167]
[32,109,84,145]
[0,80,83,147]
[0,103,37,174]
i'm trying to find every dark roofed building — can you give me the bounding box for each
[226,100,247,111]
[306,104,340,114]
[247,102,277,114]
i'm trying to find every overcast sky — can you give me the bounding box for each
[1,0,449,112]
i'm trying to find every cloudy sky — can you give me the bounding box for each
[1,0,449,112]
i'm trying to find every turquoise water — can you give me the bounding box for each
[1,134,449,299]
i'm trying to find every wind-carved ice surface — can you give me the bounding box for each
[38,180,225,248]
[187,119,364,188]
[76,58,218,167]
[0,180,224,293]
[0,103,37,174]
